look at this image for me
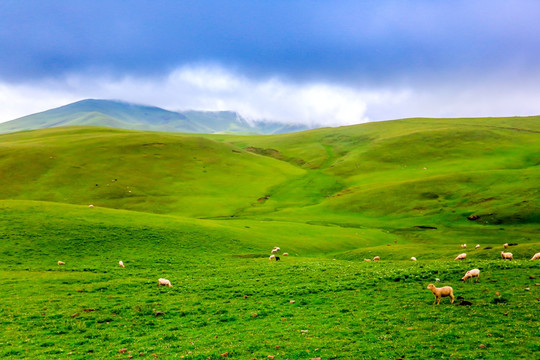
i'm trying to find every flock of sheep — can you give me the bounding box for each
[55,243,538,304]
[428,243,540,305]
[268,246,288,261]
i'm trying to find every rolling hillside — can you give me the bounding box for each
[1,116,539,359]
[1,116,539,256]
[0,99,310,135]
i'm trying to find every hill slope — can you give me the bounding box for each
[1,116,539,240]
[0,99,310,135]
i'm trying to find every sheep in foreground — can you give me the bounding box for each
[157,278,172,287]
[373,256,380,261]
[57,261,65,265]
[501,251,513,260]
[454,253,467,260]
[531,252,540,261]
[427,284,455,304]
[461,269,480,283]
[411,257,417,261]
[119,261,125,268]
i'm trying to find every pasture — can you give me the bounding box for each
[0,117,539,358]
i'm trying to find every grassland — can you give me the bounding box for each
[0,116,539,358]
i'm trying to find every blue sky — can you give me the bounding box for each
[1,1,540,125]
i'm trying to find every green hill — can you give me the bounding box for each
[1,117,539,359]
[1,116,539,253]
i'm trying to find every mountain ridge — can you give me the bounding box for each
[0,99,310,135]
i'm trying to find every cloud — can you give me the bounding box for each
[0,65,371,126]
[1,64,539,126]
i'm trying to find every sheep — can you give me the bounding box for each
[475,244,480,249]
[427,284,455,305]
[271,248,278,254]
[57,261,65,265]
[274,247,280,252]
[411,257,417,261]
[501,251,513,260]
[157,278,172,287]
[88,204,94,208]
[364,258,371,262]
[531,252,540,261]
[269,254,276,261]
[454,253,467,260]
[460,244,467,248]
[119,260,125,268]
[275,256,281,261]
[373,256,380,261]
[503,243,509,249]
[461,269,480,283]
[282,253,289,256]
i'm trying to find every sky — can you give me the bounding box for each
[1,1,540,126]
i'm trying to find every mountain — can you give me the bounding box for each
[0,99,310,135]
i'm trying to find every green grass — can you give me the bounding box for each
[0,116,539,358]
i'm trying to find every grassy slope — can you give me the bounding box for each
[0,117,539,358]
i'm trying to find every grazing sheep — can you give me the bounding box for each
[373,256,380,261]
[411,257,417,261]
[475,244,480,249]
[269,254,276,261]
[157,278,172,287]
[271,248,278,254]
[503,243,509,249]
[461,244,467,248]
[461,269,480,283]
[119,260,125,268]
[454,253,467,260]
[275,256,281,261]
[88,204,94,208]
[57,261,65,265]
[427,284,455,305]
[531,252,540,261]
[282,252,289,256]
[364,258,371,262]
[501,251,513,260]
[274,247,280,252]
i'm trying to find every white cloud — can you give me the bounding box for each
[0,65,371,126]
[1,64,539,126]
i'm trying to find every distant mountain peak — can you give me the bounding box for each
[0,99,310,135]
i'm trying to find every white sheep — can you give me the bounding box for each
[503,243,509,249]
[461,244,467,248]
[411,257,417,261]
[531,252,540,261]
[501,251,513,260]
[282,252,289,256]
[269,254,276,261]
[274,247,280,252]
[373,256,380,261]
[57,261,65,265]
[364,258,371,262]
[271,248,279,254]
[427,284,455,305]
[454,253,467,260]
[88,204,94,208]
[119,260,125,268]
[461,268,480,283]
[475,244,480,249]
[157,278,172,287]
